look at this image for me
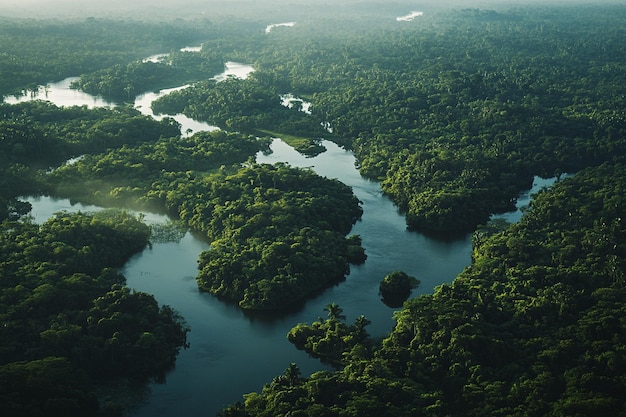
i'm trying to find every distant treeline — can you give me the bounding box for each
[0,18,216,97]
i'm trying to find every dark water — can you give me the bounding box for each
[25,138,556,417]
[26,137,473,416]
[16,56,489,416]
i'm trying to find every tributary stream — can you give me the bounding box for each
[7,48,552,416]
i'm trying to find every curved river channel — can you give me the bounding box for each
[8,50,550,416]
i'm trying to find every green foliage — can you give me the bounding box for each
[223,5,626,231]
[47,129,266,211]
[11,99,361,313]
[71,48,225,101]
[0,211,189,416]
[152,75,331,152]
[3,5,626,415]
[4,5,626,234]
[227,162,626,416]
[257,129,326,157]
[379,271,420,308]
[0,101,180,221]
[287,305,372,366]
[0,101,179,167]
[0,357,98,417]
[85,285,189,380]
[40,112,362,311]
[0,18,214,96]
[345,234,367,265]
[187,164,364,309]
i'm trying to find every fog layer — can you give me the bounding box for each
[1,0,620,21]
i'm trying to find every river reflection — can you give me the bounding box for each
[134,85,220,137]
[397,11,425,22]
[134,61,255,137]
[3,76,116,108]
[212,61,255,82]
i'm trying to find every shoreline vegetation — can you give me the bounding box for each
[1,3,626,416]
[0,210,190,417]
[222,163,626,417]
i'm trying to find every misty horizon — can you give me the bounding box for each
[0,0,622,21]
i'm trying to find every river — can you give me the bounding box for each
[396,11,424,22]
[10,51,553,416]
[24,141,473,416]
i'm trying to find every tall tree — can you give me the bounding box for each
[324,302,346,321]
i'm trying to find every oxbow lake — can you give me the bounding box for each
[11,47,555,416]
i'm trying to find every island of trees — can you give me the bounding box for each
[1,3,626,416]
[379,271,420,307]
[0,210,189,416]
[221,162,626,417]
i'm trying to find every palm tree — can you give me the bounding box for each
[284,363,301,385]
[324,302,345,321]
[353,315,371,341]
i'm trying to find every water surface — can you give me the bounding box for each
[4,77,116,108]
[397,11,425,21]
[25,135,473,416]
[265,22,296,33]
[16,51,483,417]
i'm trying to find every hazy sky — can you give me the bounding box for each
[0,1,448,21]
[0,0,621,21]
[0,0,243,20]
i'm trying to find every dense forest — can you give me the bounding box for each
[148,6,626,231]
[221,163,626,417]
[0,100,180,221]
[1,2,626,416]
[44,125,365,310]
[69,48,226,102]
[0,210,189,416]
[0,18,216,97]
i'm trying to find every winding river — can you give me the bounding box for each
[8,50,553,416]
